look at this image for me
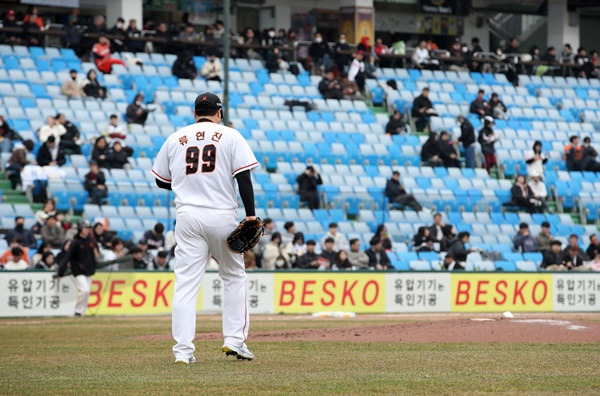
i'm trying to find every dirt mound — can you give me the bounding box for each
[138,317,600,343]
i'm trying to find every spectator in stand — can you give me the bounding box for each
[348,50,366,93]
[84,161,108,206]
[126,19,144,52]
[178,23,198,42]
[109,17,126,35]
[438,131,461,168]
[348,238,369,269]
[561,43,574,62]
[513,223,539,253]
[102,237,128,271]
[447,232,477,264]
[385,171,426,212]
[82,70,107,99]
[2,10,22,45]
[562,234,589,261]
[253,218,274,266]
[420,132,443,167]
[511,174,543,214]
[92,36,126,74]
[143,223,165,250]
[88,15,107,34]
[429,213,455,252]
[320,223,349,253]
[241,27,262,60]
[564,135,584,171]
[93,222,113,249]
[469,89,490,118]
[574,47,595,78]
[285,232,307,267]
[35,251,57,270]
[34,199,56,227]
[106,141,130,169]
[365,236,391,270]
[332,250,352,270]
[200,52,222,82]
[61,69,83,98]
[281,222,296,247]
[357,36,371,54]
[457,115,476,169]
[22,7,42,46]
[413,226,434,252]
[38,116,66,144]
[40,215,65,249]
[412,39,438,69]
[296,240,319,269]
[3,248,28,270]
[105,114,125,146]
[126,93,149,125]
[1,238,30,266]
[541,46,557,63]
[131,247,147,269]
[385,110,406,135]
[540,240,565,270]
[5,217,36,249]
[153,22,171,53]
[296,165,322,210]
[263,232,290,270]
[489,93,507,120]
[91,136,110,168]
[318,238,336,269]
[149,251,170,271]
[308,32,331,71]
[562,245,586,270]
[363,54,378,79]
[6,143,29,189]
[443,253,463,271]
[334,34,351,72]
[0,115,23,153]
[36,136,66,167]
[318,70,343,100]
[504,37,520,54]
[172,50,197,80]
[340,75,363,101]
[536,221,554,253]
[56,113,81,155]
[478,116,498,173]
[525,141,548,177]
[374,38,389,57]
[587,234,600,260]
[528,172,548,212]
[582,136,600,172]
[411,87,437,132]
[374,224,392,251]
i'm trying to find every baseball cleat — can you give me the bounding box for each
[175,355,197,364]
[222,343,254,360]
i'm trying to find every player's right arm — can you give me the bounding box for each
[152,139,172,190]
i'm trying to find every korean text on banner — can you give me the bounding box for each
[553,273,600,311]
[385,273,450,312]
[274,273,385,313]
[451,273,553,312]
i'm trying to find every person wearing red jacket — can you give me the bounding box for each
[92,36,126,73]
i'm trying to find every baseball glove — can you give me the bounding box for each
[227,217,265,254]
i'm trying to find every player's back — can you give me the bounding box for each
[152,121,258,211]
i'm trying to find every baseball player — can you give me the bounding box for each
[152,92,259,363]
[57,219,98,317]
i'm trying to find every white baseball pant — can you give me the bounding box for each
[73,275,92,316]
[172,206,249,360]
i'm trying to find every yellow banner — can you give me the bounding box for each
[451,273,553,312]
[274,273,385,313]
[86,272,201,315]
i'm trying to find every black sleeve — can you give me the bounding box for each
[235,170,255,217]
[58,240,77,277]
[155,178,172,190]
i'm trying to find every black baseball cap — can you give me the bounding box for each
[195,92,222,111]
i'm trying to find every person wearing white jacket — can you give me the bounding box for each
[528,171,549,213]
[37,116,66,144]
[320,223,349,253]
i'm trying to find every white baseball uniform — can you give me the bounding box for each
[152,121,259,360]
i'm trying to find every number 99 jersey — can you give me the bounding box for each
[151,122,259,210]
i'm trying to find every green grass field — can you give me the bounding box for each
[1,316,599,395]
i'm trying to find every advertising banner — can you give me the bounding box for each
[385,273,450,312]
[0,272,76,317]
[450,273,553,312]
[553,274,600,311]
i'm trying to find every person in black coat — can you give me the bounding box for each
[365,236,391,270]
[318,70,343,100]
[385,110,405,135]
[84,161,108,205]
[57,220,98,316]
[478,116,498,173]
[171,50,197,80]
[447,232,476,263]
[308,32,330,70]
[0,115,23,153]
[296,240,319,269]
[82,70,107,99]
[457,115,476,169]
[438,131,461,168]
[56,113,81,154]
[126,93,149,125]
[385,171,424,212]
[5,216,37,249]
[421,132,443,166]
[333,33,351,72]
[411,87,436,132]
[540,241,564,269]
[428,213,455,252]
[107,141,130,169]
[36,136,66,167]
[91,136,110,168]
[413,227,434,252]
[296,166,322,210]
[511,174,543,214]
